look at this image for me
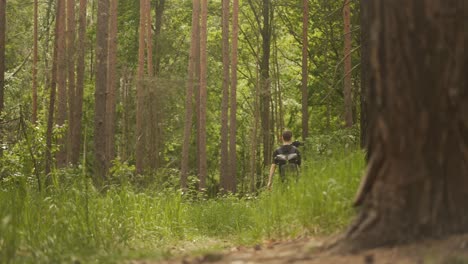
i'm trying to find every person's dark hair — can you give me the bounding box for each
[282,130,293,141]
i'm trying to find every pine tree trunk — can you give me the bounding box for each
[56,0,67,168]
[198,0,208,190]
[70,0,86,165]
[220,0,230,192]
[66,0,76,164]
[260,0,271,168]
[343,0,353,127]
[45,0,61,176]
[229,0,239,193]
[153,0,165,75]
[136,0,147,175]
[32,0,38,124]
[181,0,200,189]
[106,0,118,165]
[301,0,309,140]
[342,0,468,251]
[94,0,110,182]
[0,0,5,158]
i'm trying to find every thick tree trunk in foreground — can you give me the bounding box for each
[301,0,309,140]
[0,0,5,158]
[228,0,239,193]
[180,0,200,189]
[94,0,110,182]
[344,0,468,251]
[343,0,353,128]
[198,0,208,190]
[220,0,230,192]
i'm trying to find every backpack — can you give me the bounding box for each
[275,146,299,182]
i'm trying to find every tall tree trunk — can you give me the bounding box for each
[45,0,62,176]
[229,0,239,193]
[343,0,353,127]
[153,0,165,75]
[181,0,200,189]
[94,0,110,182]
[32,0,38,123]
[343,0,468,251]
[360,0,370,157]
[136,0,147,175]
[198,0,208,190]
[260,0,272,168]
[106,0,118,165]
[220,0,230,192]
[0,0,5,158]
[66,0,76,164]
[70,0,87,165]
[301,0,309,140]
[56,0,67,168]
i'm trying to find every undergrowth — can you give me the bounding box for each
[0,149,364,263]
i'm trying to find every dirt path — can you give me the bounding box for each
[154,234,468,264]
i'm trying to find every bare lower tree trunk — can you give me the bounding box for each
[181,0,200,189]
[94,0,110,182]
[106,0,118,165]
[56,0,67,168]
[220,0,230,192]
[66,0,76,164]
[136,0,147,175]
[32,0,38,124]
[229,0,239,193]
[70,0,87,165]
[198,0,208,190]
[0,0,5,158]
[301,0,309,140]
[343,0,353,127]
[342,0,468,251]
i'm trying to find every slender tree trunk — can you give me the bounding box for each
[56,0,67,168]
[343,0,353,127]
[229,0,239,193]
[32,0,38,123]
[301,0,309,140]
[136,0,147,175]
[94,0,110,182]
[198,0,208,190]
[220,0,230,192]
[153,0,165,75]
[0,0,5,158]
[181,0,200,189]
[45,0,62,176]
[342,0,468,251]
[106,0,118,165]
[66,0,76,164]
[260,0,272,168]
[70,0,86,165]
[42,0,54,100]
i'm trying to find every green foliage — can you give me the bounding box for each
[0,149,364,263]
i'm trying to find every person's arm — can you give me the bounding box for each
[267,164,276,189]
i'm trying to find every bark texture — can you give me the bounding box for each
[198,0,208,190]
[345,0,468,251]
[66,0,76,164]
[220,0,230,192]
[260,0,272,168]
[56,0,67,168]
[106,0,118,164]
[229,0,239,193]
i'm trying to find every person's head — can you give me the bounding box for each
[282,130,293,143]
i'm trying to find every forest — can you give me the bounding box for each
[0,0,466,263]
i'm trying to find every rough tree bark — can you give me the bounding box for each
[342,0,468,251]
[136,0,147,175]
[70,0,87,165]
[180,0,200,189]
[301,0,309,140]
[0,0,5,158]
[153,0,165,75]
[229,0,239,193]
[94,0,110,182]
[66,0,76,164]
[106,0,118,165]
[260,0,272,168]
[32,0,38,124]
[198,0,208,190]
[56,0,67,168]
[220,0,230,192]
[343,0,353,128]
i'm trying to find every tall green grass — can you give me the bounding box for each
[0,150,364,263]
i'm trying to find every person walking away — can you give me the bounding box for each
[267,130,301,189]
